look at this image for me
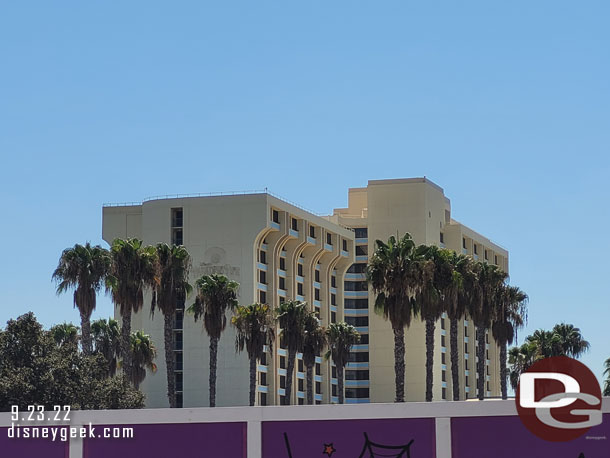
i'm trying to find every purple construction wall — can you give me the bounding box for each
[451,413,610,458]
[0,426,69,458]
[83,422,247,458]
[263,418,436,458]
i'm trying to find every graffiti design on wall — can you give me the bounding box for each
[283,432,415,458]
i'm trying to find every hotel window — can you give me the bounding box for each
[272,209,280,224]
[331,294,336,306]
[176,392,183,408]
[175,351,183,370]
[441,352,446,364]
[486,333,489,343]
[331,311,336,323]
[347,264,367,273]
[486,365,489,375]
[280,356,286,369]
[172,228,183,246]
[316,382,322,393]
[332,366,337,378]
[441,318,445,330]
[298,379,304,391]
[174,332,183,350]
[259,270,266,284]
[174,310,184,329]
[345,299,368,309]
[474,244,478,255]
[464,342,468,353]
[298,398,304,405]
[345,281,367,291]
[260,372,267,386]
[260,392,267,406]
[280,376,286,389]
[332,385,337,396]
[326,233,332,245]
[279,277,286,290]
[485,250,488,260]
[342,239,348,251]
[442,388,447,400]
[442,371,446,382]
[348,352,369,363]
[260,352,267,365]
[297,283,303,295]
[314,289,320,301]
[175,372,183,391]
[316,363,321,375]
[464,326,468,337]
[279,257,286,271]
[310,225,316,238]
[465,359,468,370]
[440,232,444,244]
[359,334,369,344]
[298,359,304,372]
[345,388,369,398]
[487,381,490,392]
[346,370,369,380]
[345,316,368,327]
[465,376,469,386]
[279,296,285,304]
[354,227,368,238]
[297,263,303,276]
[463,237,467,249]
[486,350,489,359]
[259,250,267,264]
[259,290,266,304]
[355,245,368,256]
[495,255,498,264]
[331,276,336,287]
[315,269,320,282]
[291,218,298,231]
[441,335,446,347]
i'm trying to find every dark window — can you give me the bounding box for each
[487,381,490,392]
[345,316,368,327]
[315,382,321,393]
[441,318,445,330]
[441,352,445,364]
[172,228,183,246]
[465,359,469,370]
[347,264,367,273]
[464,342,468,353]
[260,352,267,365]
[174,332,183,350]
[332,366,337,378]
[298,359,304,372]
[466,376,469,386]
[342,239,348,251]
[486,350,489,359]
[354,228,368,238]
[272,209,280,223]
[297,264,303,276]
[442,387,446,400]
[485,250,488,260]
[346,370,369,380]
[175,351,183,370]
[291,218,298,231]
[348,352,369,362]
[345,299,368,309]
[297,283,303,295]
[280,356,286,369]
[463,238,467,249]
[175,372,183,391]
[486,333,489,343]
[260,372,267,386]
[171,208,183,228]
[259,270,266,284]
[279,257,286,271]
[316,400,321,405]
[442,371,446,382]
[314,289,320,300]
[298,398,304,405]
[260,250,267,264]
[279,296,285,304]
[440,232,444,243]
[474,244,478,255]
[279,277,286,290]
[359,334,369,344]
[355,245,368,256]
[326,233,332,245]
[441,335,446,347]
[331,311,336,323]
[259,290,266,304]
[345,388,369,398]
[298,379,304,391]
[280,376,286,389]
[310,225,315,238]
[176,392,183,408]
[464,326,468,337]
[260,392,267,406]
[174,310,184,329]
[315,363,321,375]
[332,384,337,396]
[315,270,320,282]
[331,276,336,288]
[486,365,489,375]
[331,294,336,306]
[345,281,367,291]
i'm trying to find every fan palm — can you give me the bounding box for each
[508,341,539,391]
[188,274,239,407]
[52,243,111,354]
[551,323,590,358]
[50,322,79,348]
[491,285,528,399]
[107,238,159,380]
[325,322,360,404]
[91,317,122,376]
[275,300,308,405]
[527,329,559,358]
[367,233,420,402]
[302,312,326,405]
[151,243,192,408]
[231,303,276,406]
[130,330,157,389]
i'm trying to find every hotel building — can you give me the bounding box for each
[102,178,508,407]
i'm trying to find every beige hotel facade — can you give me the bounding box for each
[102,177,508,407]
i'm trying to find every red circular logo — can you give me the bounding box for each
[516,356,602,441]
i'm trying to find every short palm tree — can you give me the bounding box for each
[188,274,239,407]
[52,243,111,354]
[107,238,159,380]
[367,233,420,402]
[151,243,192,408]
[491,285,528,399]
[604,358,610,397]
[551,323,590,358]
[527,329,559,358]
[302,312,326,405]
[231,303,276,406]
[50,322,80,348]
[325,322,360,404]
[91,317,122,376]
[508,341,539,390]
[130,330,157,389]
[275,300,308,405]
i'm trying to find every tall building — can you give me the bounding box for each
[102,178,509,407]
[102,192,355,408]
[327,178,508,402]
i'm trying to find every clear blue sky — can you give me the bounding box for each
[0,2,608,384]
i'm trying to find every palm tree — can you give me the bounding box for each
[551,323,590,358]
[151,243,192,408]
[470,262,507,400]
[231,303,276,406]
[508,341,539,390]
[527,329,559,358]
[367,233,420,402]
[91,318,122,376]
[275,300,308,405]
[107,238,159,380]
[188,273,239,407]
[50,322,79,348]
[604,358,610,396]
[491,285,528,399]
[325,322,360,404]
[130,330,157,389]
[302,312,326,405]
[52,243,111,354]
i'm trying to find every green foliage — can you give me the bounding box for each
[275,300,309,354]
[91,318,121,376]
[231,303,275,361]
[0,313,144,411]
[604,358,610,397]
[188,274,239,339]
[325,322,360,368]
[151,243,192,318]
[50,322,79,348]
[130,330,157,389]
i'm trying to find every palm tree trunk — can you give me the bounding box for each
[80,310,92,355]
[450,318,460,401]
[393,327,406,402]
[164,313,176,408]
[121,314,132,381]
[337,366,344,404]
[249,356,257,406]
[306,363,313,405]
[209,336,218,407]
[425,318,435,402]
[477,328,486,400]
[500,343,508,400]
[284,350,296,405]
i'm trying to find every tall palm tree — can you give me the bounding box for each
[470,262,507,400]
[508,341,539,390]
[604,358,610,397]
[275,300,308,405]
[551,323,590,358]
[151,243,192,408]
[107,238,159,380]
[302,312,326,405]
[91,317,121,376]
[52,243,111,354]
[231,303,276,406]
[188,273,239,407]
[367,233,420,402]
[130,330,157,389]
[491,285,528,399]
[325,322,360,404]
[50,322,80,348]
